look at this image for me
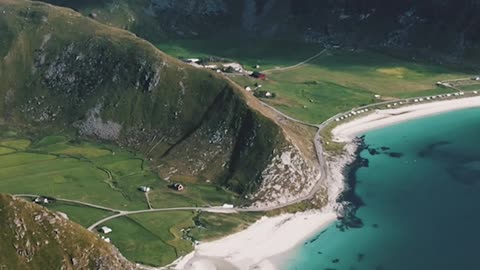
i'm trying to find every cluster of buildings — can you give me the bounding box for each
[33,196,54,204]
[99,226,112,243]
[335,108,370,122]
[139,183,184,193]
[335,90,479,123]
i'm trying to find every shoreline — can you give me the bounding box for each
[332,96,480,142]
[172,96,480,270]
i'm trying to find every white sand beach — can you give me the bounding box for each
[173,96,480,270]
[332,96,480,142]
[174,211,337,270]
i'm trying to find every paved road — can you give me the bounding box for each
[14,194,125,213]
[259,101,318,128]
[262,49,328,73]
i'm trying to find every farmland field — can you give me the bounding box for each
[158,39,471,123]
[0,134,251,266]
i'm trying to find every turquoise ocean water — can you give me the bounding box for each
[286,108,480,270]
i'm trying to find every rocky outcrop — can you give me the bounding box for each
[0,194,137,270]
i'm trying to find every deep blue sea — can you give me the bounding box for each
[286,108,480,270]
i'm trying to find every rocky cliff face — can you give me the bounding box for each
[42,0,480,58]
[0,194,136,270]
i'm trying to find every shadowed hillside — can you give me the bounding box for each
[39,0,480,60]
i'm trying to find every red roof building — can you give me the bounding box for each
[251,71,266,80]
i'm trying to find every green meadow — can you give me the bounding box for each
[0,134,254,266]
[157,38,325,71]
[158,39,470,124]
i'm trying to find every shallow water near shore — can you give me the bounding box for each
[285,108,480,270]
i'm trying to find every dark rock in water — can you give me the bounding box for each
[388,152,403,158]
[336,208,364,231]
[372,223,379,228]
[357,253,365,262]
[309,229,327,243]
[368,148,379,155]
[336,138,367,231]
[380,146,391,151]
[317,251,323,254]
[447,162,480,186]
[332,258,340,263]
[417,140,451,158]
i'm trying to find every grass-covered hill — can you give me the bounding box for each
[0,0,319,205]
[0,194,136,270]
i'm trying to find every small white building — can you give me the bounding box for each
[140,186,151,193]
[374,94,381,99]
[186,58,200,63]
[222,204,234,209]
[100,226,112,234]
[101,236,111,243]
[34,197,49,204]
[265,92,273,97]
[245,86,252,92]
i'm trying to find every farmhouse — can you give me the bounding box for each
[101,236,111,243]
[170,183,184,191]
[251,71,266,80]
[254,90,276,99]
[139,186,151,192]
[33,196,50,204]
[100,226,112,234]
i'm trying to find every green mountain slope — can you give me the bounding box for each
[0,0,319,204]
[0,194,136,270]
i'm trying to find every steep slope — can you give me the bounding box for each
[0,194,136,270]
[39,0,480,60]
[0,0,321,206]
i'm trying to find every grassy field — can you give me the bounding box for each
[101,211,261,266]
[157,38,325,71]
[103,211,196,266]
[157,38,471,124]
[0,134,256,266]
[47,203,112,227]
[0,135,237,210]
[189,212,260,241]
[234,49,469,123]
